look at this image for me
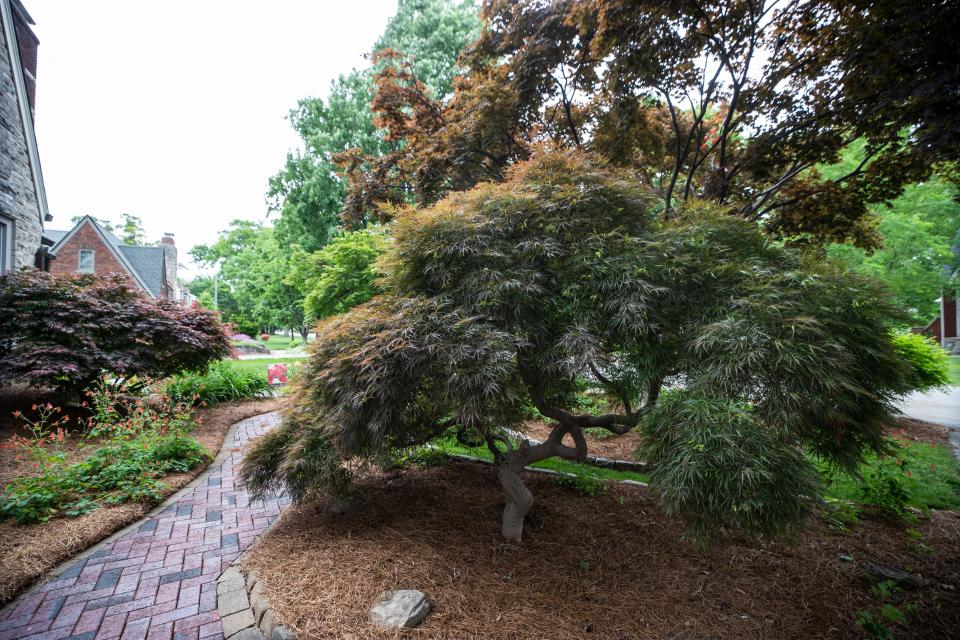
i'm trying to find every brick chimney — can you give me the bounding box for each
[160,233,177,300]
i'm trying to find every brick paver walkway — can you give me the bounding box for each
[0,412,288,640]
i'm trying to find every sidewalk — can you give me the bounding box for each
[0,412,288,640]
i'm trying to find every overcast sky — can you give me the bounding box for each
[27,0,399,277]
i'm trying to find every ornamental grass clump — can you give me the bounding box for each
[243,151,919,543]
[165,361,270,406]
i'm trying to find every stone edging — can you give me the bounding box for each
[217,567,295,640]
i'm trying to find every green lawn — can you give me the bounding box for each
[948,356,960,386]
[221,357,305,382]
[815,441,960,511]
[260,334,309,350]
[429,434,651,482]
[426,432,960,512]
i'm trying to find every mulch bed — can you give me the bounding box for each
[520,419,644,461]
[243,461,960,640]
[520,417,953,464]
[0,396,288,604]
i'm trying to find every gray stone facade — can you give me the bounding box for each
[0,1,43,271]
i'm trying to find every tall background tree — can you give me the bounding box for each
[268,0,481,250]
[341,0,959,247]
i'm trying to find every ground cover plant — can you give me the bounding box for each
[0,271,231,398]
[0,387,209,524]
[166,361,271,405]
[242,153,925,543]
[0,388,287,603]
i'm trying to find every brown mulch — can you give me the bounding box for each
[520,419,644,461]
[244,461,960,640]
[0,396,288,604]
[520,417,953,464]
[889,418,952,448]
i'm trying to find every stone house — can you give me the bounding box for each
[0,0,48,273]
[45,215,182,300]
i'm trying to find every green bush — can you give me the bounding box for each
[891,332,950,392]
[640,391,821,546]
[0,393,211,524]
[552,473,605,496]
[166,361,270,405]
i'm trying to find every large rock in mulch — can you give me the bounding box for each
[368,590,431,629]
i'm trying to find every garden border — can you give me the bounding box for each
[1,413,252,619]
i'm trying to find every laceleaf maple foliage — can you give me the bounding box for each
[0,270,231,397]
[244,152,917,542]
[339,0,959,246]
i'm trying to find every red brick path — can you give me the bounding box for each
[0,412,288,640]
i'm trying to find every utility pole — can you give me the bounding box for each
[213,271,219,311]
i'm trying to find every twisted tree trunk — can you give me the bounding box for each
[498,459,534,541]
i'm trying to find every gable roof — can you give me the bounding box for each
[118,245,166,297]
[48,216,160,297]
[41,229,66,245]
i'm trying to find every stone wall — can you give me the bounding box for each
[48,221,129,277]
[0,10,42,271]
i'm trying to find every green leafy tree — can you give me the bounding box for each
[268,0,481,246]
[117,213,148,245]
[243,153,917,543]
[824,144,960,322]
[69,214,148,245]
[191,222,306,338]
[375,0,481,98]
[289,227,390,322]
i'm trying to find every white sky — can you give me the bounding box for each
[27,0,399,278]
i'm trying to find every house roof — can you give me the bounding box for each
[47,216,164,298]
[117,245,166,297]
[42,229,66,245]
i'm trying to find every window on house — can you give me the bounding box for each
[78,249,95,273]
[0,216,12,273]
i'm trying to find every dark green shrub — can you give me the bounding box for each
[165,362,270,405]
[640,391,821,546]
[244,153,916,542]
[890,332,950,391]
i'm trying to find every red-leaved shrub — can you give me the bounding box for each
[0,270,232,398]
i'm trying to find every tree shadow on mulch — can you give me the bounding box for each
[244,461,960,640]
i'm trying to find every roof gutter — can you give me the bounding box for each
[1,0,49,224]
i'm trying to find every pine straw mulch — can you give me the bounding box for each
[243,461,960,640]
[520,419,644,461]
[520,417,952,464]
[0,396,288,604]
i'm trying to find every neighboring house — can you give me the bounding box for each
[0,0,49,273]
[46,216,182,301]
